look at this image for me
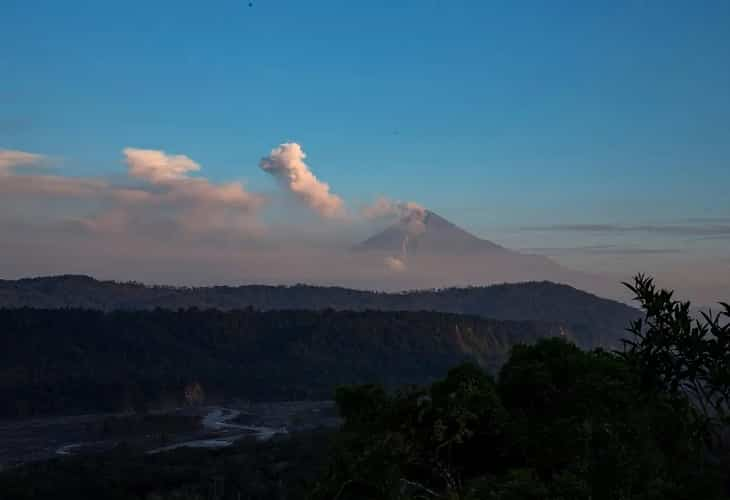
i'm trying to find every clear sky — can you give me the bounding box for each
[1,1,729,301]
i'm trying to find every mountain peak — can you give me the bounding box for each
[354,210,507,255]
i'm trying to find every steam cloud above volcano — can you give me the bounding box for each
[362,197,425,224]
[362,197,428,272]
[259,143,347,220]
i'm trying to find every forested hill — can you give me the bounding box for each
[0,308,570,418]
[0,275,637,348]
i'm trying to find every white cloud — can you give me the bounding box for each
[0,149,45,173]
[0,147,264,238]
[123,148,200,183]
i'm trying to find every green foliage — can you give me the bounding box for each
[313,275,730,499]
[621,274,730,441]
[311,363,508,499]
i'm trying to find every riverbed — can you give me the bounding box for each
[0,401,338,468]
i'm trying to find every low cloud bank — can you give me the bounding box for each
[0,144,429,274]
[0,145,726,305]
[0,147,264,237]
[0,149,44,171]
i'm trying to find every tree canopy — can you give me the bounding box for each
[312,275,730,499]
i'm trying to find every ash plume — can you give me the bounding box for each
[259,142,346,220]
[363,197,427,272]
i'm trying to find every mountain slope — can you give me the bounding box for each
[0,308,571,417]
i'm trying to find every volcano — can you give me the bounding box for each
[350,209,612,293]
[355,210,516,256]
[353,210,536,263]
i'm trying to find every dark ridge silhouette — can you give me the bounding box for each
[0,274,638,349]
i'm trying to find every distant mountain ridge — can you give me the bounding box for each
[0,275,639,349]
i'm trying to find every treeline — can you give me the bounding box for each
[0,308,566,418]
[313,341,729,499]
[0,275,638,348]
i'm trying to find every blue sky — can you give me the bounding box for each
[1,1,729,299]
